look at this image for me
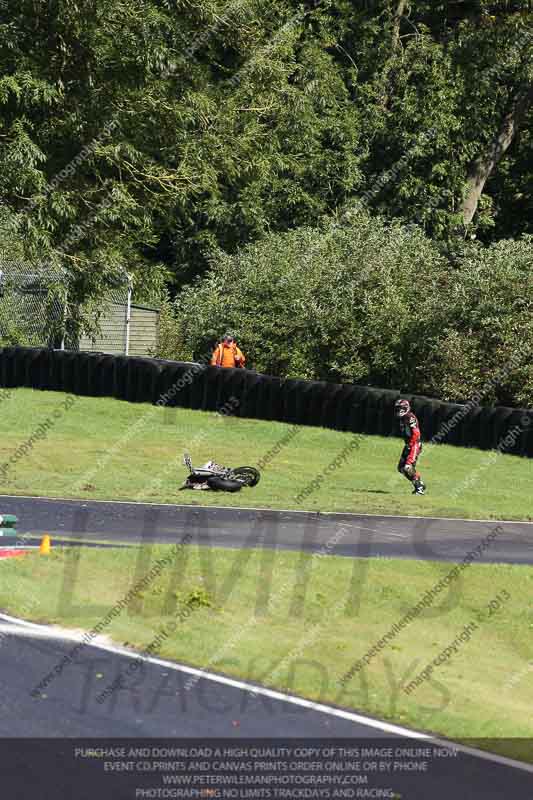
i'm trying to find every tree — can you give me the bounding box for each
[460,21,533,226]
[332,0,533,239]
[171,205,448,388]
[0,0,365,292]
[0,0,531,307]
[171,204,533,406]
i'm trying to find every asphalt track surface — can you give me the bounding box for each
[1,495,532,797]
[0,494,533,564]
[1,616,532,799]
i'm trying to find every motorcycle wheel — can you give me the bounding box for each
[231,466,261,487]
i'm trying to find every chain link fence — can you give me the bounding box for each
[0,258,158,355]
[0,258,65,348]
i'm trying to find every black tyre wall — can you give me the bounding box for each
[347,387,366,433]
[75,352,92,396]
[322,384,345,430]
[126,358,144,403]
[239,373,264,419]
[491,406,514,449]
[61,351,80,394]
[157,362,192,409]
[497,409,525,456]
[218,368,246,418]
[410,395,434,441]
[255,374,273,420]
[458,405,478,449]
[25,348,47,389]
[38,349,54,391]
[306,382,330,428]
[16,347,36,387]
[518,411,533,457]
[356,388,379,435]
[113,356,129,401]
[439,403,465,447]
[127,357,160,404]
[363,388,381,435]
[261,375,284,422]
[96,354,116,397]
[335,386,359,432]
[477,406,501,451]
[376,389,398,437]
[426,399,451,445]
[49,350,66,392]
[1,347,19,388]
[281,379,308,425]
[2,347,533,458]
[189,363,207,410]
[202,366,224,412]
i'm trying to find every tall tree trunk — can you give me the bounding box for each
[391,0,407,51]
[379,0,408,109]
[462,84,533,225]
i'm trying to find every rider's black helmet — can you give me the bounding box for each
[394,398,410,418]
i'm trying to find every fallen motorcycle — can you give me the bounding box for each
[180,452,261,492]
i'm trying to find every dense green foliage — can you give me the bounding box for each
[1,1,532,400]
[168,206,533,406]
[0,1,531,287]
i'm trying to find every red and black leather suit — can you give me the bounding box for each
[397,411,422,481]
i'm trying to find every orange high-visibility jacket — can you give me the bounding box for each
[210,342,246,368]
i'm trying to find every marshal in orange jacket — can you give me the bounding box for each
[210,340,246,368]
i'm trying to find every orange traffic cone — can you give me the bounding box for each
[39,534,51,555]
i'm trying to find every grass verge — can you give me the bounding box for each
[0,388,532,520]
[2,542,532,761]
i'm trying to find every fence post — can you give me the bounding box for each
[60,297,67,351]
[124,274,133,356]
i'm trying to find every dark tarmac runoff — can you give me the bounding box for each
[0,494,533,565]
[0,617,532,799]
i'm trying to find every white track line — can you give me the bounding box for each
[1,611,532,776]
[0,493,531,527]
[0,623,80,640]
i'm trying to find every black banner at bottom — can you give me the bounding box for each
[2,738,532,799]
